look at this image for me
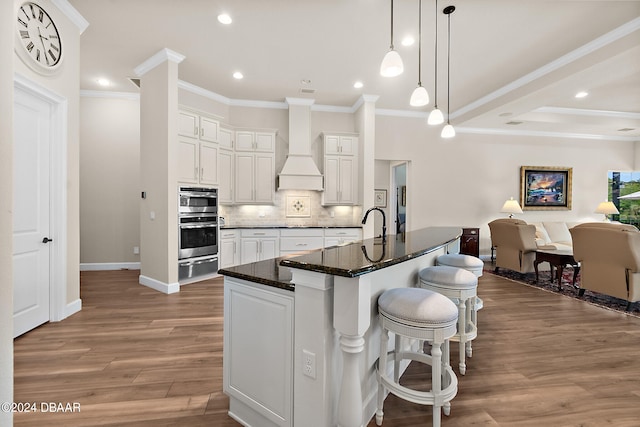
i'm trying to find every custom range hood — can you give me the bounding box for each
[277,98,323,191]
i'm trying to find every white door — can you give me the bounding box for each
[13,87,52,337]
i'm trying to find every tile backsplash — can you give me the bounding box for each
[219,190,362,227]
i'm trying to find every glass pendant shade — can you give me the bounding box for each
[441,123,455,138]
[428,108,444,125]
[410,85,429,106]
[380,49,404,77]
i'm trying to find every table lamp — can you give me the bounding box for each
[594,201,619,221]
[501,197,523,218]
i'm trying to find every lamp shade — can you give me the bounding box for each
[410,85,429,107]
[441,123,455,138]
[428,108,444,125]
[380,49,404,77]
[501,197,523,217]
[594,201,619,215]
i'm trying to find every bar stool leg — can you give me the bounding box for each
[431,341,443,427]
[376,326,389,426]
[393,334,401,383]
[456,298,467,375]
[465,298,473,357]
[442,339,452,416]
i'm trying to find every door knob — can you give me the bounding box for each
[42,237,53,243]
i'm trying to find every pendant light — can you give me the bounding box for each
[410,0,429,106]
[380,0,404,77]
[427,0,444,124]
[441,5,455,138]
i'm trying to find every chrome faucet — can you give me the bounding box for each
[362,207,386,242]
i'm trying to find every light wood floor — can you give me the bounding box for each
[13,269,640,426]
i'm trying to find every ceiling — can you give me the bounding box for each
[69,0,640,141]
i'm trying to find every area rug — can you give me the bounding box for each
[486,267,640,318]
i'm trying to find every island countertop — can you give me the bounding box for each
[218,226,462,289]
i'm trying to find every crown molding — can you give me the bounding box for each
[457,126,639,142]
[80,90,139,100]
[134,49,185,77]
[533,106,640,120]
[51,0,89,33]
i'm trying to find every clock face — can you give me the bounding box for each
[15,2,62,72]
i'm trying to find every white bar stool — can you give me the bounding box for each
[436,253,484,332]
[419,265,478,375]
[376,287,458,427]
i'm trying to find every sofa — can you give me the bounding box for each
[488,219,581,274]
[570,222,640,309]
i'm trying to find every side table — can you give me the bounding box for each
[534,249,580,291]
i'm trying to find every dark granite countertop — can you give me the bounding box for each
[218,226,462,290]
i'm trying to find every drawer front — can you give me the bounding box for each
[220,230,239,239]
[324,228,362,238]
[280,228,324,238]
[240,229,280,238]
[280,237,324,251]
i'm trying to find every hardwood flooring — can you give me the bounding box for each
[13,268,640,426]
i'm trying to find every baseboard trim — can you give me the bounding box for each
[80,262,140,271]
[64,298,82,318]
[139,274,180,294]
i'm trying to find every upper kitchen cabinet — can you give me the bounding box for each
[235,152,275,204]
[177,136,219,185]
[219,126,234,150]
[322,133,358,205]
[178,109,220,143]
[235,130,276,152]
[218,148,234,204]
[323,134,357,156]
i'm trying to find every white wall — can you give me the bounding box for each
[80,96,140,264]
[376,114,636,255]
[1,1,14,424]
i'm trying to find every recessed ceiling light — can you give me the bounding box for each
[575,91,589,98]
[217,14,232,24]
[353,81,363,89]
[498,112,512,117]
[97,78,110,87]
[401,36,415,46]
[233,71,243,79]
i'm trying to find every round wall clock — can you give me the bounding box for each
[15,1,63,75]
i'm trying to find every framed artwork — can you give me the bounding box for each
[401,186,406,207]
[374,189,387,208]
[286,195,311,217]
[520,166,572,210]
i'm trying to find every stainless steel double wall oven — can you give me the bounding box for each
[178,186,218,280]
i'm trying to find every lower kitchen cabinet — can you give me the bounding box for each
[219,229,240,269]
[240,229,279,264]
[279,229,324,256]
[224,278,293,427]
[323,228,362,247]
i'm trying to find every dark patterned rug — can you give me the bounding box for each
[486,266,640,318]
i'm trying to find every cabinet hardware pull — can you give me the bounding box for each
[194,126,199,136]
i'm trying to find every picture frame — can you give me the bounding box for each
[374,189,387,208]
[401,185,406,207]
[520,166,572,210]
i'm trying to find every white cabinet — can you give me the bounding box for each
[177,109,221,185]
[235,130,276,152]
[218,149,234,204]
[178,110,219,142]
[235,152,275,204]
[280,229,324,256]
[219,229,240,269]
[177,137,219,185]
[324,228,362,247]
[219,126,233,150]
[224,278,293,427]
[324,134,357,156]
[322,134,358,205]
[240,229,280,264]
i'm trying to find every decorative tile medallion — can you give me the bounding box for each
[286,195,311,217]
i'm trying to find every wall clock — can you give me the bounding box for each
[15,1,63,75]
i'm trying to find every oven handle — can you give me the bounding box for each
[179,257,218,267]
[179,222,218,229]
[180,192,218,198]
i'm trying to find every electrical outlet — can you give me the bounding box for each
[133,246,139,254]
[303,349,316,379]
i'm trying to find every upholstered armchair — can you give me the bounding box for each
[488,218,538,274]
[570,222,640,310]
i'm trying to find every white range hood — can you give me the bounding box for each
[278,98,323,191]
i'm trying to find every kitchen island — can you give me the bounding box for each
[218,227,462,427]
